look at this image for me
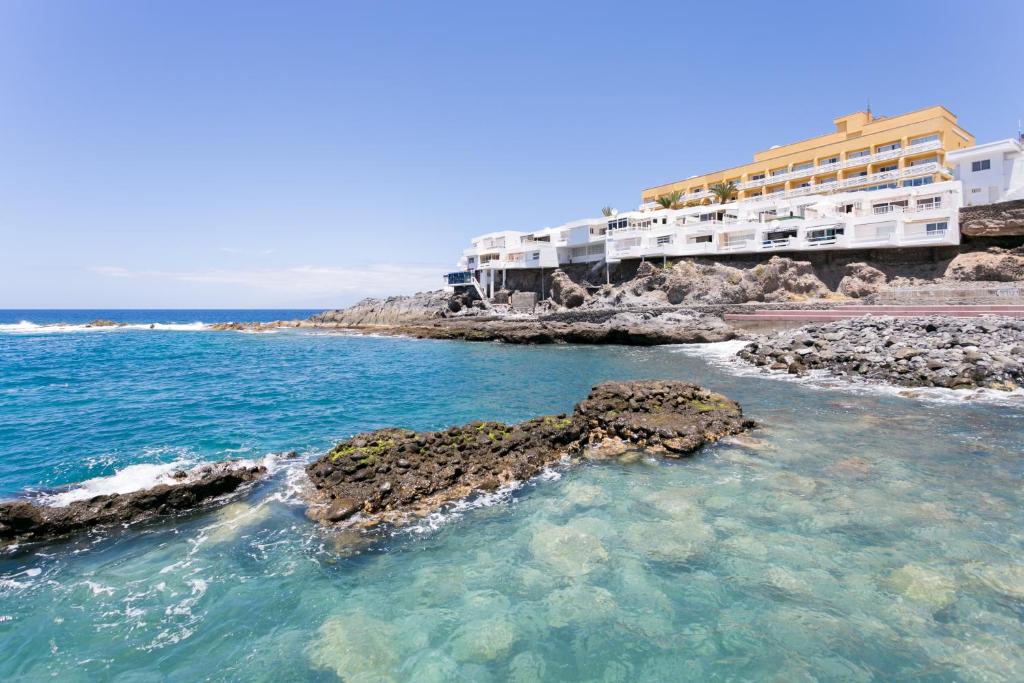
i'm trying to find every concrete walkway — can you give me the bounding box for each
[724,305,1024,322]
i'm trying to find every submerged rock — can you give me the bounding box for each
[0,460,268,546]
[304,381,754,527]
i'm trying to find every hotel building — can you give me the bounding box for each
[448,106,1019,298]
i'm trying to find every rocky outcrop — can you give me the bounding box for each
[550,269,587,308]
[599,256,832,307]
[738,316,1024,390]
[959,200,1024,237]
[0,460,269,545]
[944,248,1024,282]
[304,381,754,526]
[376,310,736,345]
[312,291,459,327]
[837,262,888,298]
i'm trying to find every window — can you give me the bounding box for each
[911,134,939,145]
[902,177,934,187]
[972,159,991,172]
[876,142,902,153]
[530,252,540,261]
[848,149,870,160]
[916,196,941,210]
[693,235,712,243]
[820,155,840,165]
[926,221,948,233]
[910,156,938,166]
[793,162,814,171]
[799,182,811,188]
[770,167,788,177]
[750,173,765,181]
[608,217,627,230]
[656,235,673,246]
[877,164,898,173]
[806,226,844,243]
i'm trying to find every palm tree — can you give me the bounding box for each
[601,206,614,217]
[710,180,738,204]
[655,190,684,210]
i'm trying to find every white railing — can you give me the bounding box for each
[761,237,795,250]
[719,240,754,252]
[729,140,944,194]
[902,228,949,242]
[679,241,715,254]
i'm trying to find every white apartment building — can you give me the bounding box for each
[448,180,963,296]
[947,138,1024,206]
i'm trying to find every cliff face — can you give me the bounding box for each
[960,199,1024,237]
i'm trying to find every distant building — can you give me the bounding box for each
[947,139,1024,206]
[642,106,974,205]
[447,106,995,298]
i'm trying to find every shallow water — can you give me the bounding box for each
[2,312,1023,681]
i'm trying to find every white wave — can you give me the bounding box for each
[39,460,197,507]
[400,460,570,536]
[37,452,292,508]
[0,320,208,334]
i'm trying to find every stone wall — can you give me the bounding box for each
[960,199,1024,238]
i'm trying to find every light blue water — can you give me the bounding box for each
[1,311,1023,682]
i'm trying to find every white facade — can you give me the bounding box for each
[449,180,963,291]
[947,139,1024,206]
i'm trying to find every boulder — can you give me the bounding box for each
[944,249,1024,282]
[550,269,588,308]
[837,262,888,298]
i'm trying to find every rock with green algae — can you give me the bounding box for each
[303,380,754,527]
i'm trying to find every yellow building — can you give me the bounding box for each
[642,105,975,206]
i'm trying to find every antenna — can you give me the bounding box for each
[866,98,872,118]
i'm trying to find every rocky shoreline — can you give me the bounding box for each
[0,459,271,546]
[304,381,754,527]
[0,383,752,547]
[737,315,1024,391]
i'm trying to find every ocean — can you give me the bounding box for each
[1,310,1023,681]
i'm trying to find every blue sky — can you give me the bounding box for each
[1,0,1021,308]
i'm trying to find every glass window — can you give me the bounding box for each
[902,177,934,187]
[911,134,939,145]
[848,149,870,159]
[876,142,902,153]
[925,221,948,233]
[971,159,991,172]
[750,173,765,181]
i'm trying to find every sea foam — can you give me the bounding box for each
[0,321,208,334]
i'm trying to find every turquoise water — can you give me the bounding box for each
[2,312,1023,681]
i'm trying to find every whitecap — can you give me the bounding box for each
[0,320,209,335]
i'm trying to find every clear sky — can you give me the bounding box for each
[2,0,1022,309]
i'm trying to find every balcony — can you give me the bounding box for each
[761,237,796,250]
[902,228,950,243]
[734,139,943,190]
[719,240,755,252]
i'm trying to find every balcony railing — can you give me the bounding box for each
[761,237,795,250]
[734,139,942,190]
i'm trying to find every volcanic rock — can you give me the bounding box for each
[304,381,754,526]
